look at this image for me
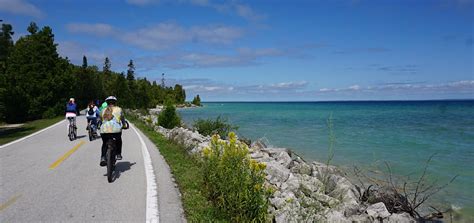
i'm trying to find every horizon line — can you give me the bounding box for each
[199,98,474,103]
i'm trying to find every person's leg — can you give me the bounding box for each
[115,132,123,159]
[92,118,97,131]
[66,117,70,131]
[101,134,109,158]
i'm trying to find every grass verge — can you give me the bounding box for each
[128,115,225,222]
[0,116,63,145]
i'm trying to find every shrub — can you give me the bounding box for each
[158,102,181,129]
[201,132,271,222]
[193,116,238,139]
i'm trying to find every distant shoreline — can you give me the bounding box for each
[200,99,474,103]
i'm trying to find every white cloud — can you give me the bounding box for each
[134,47,288,69]
[66,23,115,37]
[121,23,189,50]
[126,0,156,6]
[57,41,130,69]
[0,0,43,18]
[66,22,243,50]
[317,80,474,94]
[348,85,360,90]
[124,0,265,22]
[234,4,265,21]
[190,25,243,44]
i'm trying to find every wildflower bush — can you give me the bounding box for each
[193,115,238,139]
[202,132,271,222]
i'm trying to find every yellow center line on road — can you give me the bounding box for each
[0,194,21,212]
[49,140,85,170]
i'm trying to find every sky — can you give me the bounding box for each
[1,0,473,101]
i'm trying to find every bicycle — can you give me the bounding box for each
[105,121,129,183]
[67,117,77,141]
[87,119,98,141]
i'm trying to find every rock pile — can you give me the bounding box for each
[132,111,415,222]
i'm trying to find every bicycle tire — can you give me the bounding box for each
[106,142,115,183]
[68,125,74,141]
[88,125,93,141]
[73,125,77,139]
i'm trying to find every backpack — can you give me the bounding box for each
[103,107,114,121]
[87,107,95,116]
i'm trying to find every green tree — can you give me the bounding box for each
[4,24,67,122]
[0,23,14,73]
[173,84,186,104]
[192,94,201,106]
[102,57,114,96]
[82,55,88,69]
[158,100,181,129]
[126,59,137,108]
[27,22,38,34]
[0,23,15,121]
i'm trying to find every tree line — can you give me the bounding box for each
[0,22,191,123]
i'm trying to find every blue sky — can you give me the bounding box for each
[1,0,473,101]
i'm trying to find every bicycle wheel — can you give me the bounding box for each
[68,125,74,141]
[73,125,77,140]
[106,143,115,183]
[88,125,93,141]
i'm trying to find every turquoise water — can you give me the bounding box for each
[179,101,474,216]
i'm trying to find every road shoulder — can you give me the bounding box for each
[132,125,187,223]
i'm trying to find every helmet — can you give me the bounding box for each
[105,96,117,102]
[69,98,75,102]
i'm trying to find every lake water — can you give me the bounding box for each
[178,100,474,218]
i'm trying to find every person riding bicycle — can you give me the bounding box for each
[65,98,78,130]
[86,101,99,132]
[99,96,127,166]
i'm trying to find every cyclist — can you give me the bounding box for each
[85,101,99,132]
[65,98,77,131]
[99,96,126,166]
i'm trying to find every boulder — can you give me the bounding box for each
[265,161,291,186]
[386,212,415,223]
[275,151,292,168]
[366,202,391,219]
[290,161,312,175]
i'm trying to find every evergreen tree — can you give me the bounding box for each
[0,23,14,73]
[1,22,188,122]
[27,22,38,34]
[103,57,111,72]
[192,94,201,106]
[4,24,65,122]
[82,55,88,69]
[174,84,186,104]
[126,59,136,108]
[126,59,135,81]
[102,57,113,95]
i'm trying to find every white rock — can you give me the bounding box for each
[275,151,293,168]
[386,212,415,223]
[366,202,391,219]
[265,161,291,184]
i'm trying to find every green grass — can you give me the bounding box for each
[128,115,226,222]
[0,116,63,145]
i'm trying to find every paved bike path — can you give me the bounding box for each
[0,115,185,222]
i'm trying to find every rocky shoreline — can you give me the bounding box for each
[133,110,415,222]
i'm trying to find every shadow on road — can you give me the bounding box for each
[76,135,87,139]
[103,161,136,182]
[0,126,33,137]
